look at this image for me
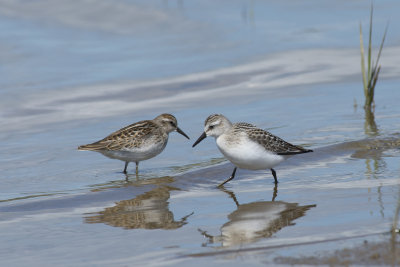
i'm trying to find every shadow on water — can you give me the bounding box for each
[199,186,316,248]
[85,177,193,230]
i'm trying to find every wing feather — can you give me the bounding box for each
[78,120,158,151]
[234,123,312,155]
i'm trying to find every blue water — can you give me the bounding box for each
[1,1,400,266]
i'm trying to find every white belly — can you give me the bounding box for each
[99,140,167,163]
[216,134,284,170]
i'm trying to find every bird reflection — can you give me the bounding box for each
[90,175,176,192]
[200,187,316,247]
[85,185,192,230]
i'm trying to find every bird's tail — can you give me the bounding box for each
[278,147,313,155]
[78,142,104,151]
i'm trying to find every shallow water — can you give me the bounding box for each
[1,1,400,266]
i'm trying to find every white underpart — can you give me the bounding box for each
[100,138,168,163]
[216,133,284,170]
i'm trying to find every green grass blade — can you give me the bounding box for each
[370,65,381,105]
[367,4,373,81]
[368,60,375,89]
[359,4,388,109]
[374,22,388,76]
[359,23,368,95]
[367,67,377,106]
[368,22,388,107]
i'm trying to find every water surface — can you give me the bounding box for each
[1,1,400,266]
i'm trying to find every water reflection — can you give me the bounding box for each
[199,188,316,247]
[85,185,192,230]
[364,107,379,137]
[359,106,397,219]
[241,0,255,26]
[363,108,383,218]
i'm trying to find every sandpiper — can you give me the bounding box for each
[78,113,189,174]
[192,114,312,186]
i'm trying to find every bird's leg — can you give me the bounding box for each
[123,162,129,174]
[271,168,278,184]
[135,162,139,177]
[218,167,237,187]
[272,183,278,201]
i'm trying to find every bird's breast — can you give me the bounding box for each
[216,134,284,170]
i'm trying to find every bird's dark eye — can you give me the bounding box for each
[170,121,175,127]
[209,125,214,130]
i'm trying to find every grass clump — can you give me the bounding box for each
[359,4,388,110]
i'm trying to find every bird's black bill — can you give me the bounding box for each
[192,132,207,147]
[176,127,190,139]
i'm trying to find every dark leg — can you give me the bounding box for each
[218,167,237,187]
[271,168,278,184]
[135,162,139,176]
[272,183,278,201]
[123,162,129,174]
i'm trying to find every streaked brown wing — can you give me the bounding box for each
[78,120,157,151]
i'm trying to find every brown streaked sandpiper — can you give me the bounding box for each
[79,113,189,174]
